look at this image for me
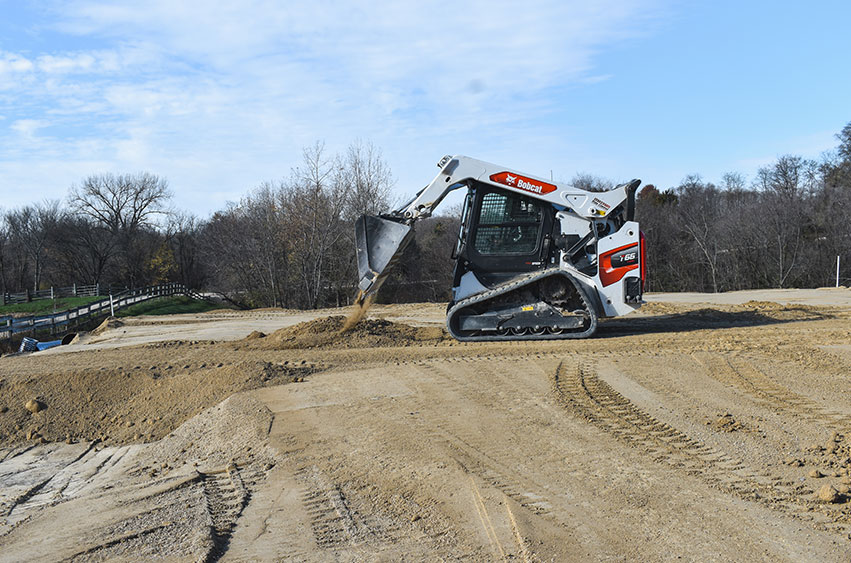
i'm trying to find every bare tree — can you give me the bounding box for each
[45,215,113,285]
[69,173,171,233]
[0,210,9,294]
[676,176,725,292]
[721,171,746,191]
[198,187,290,308]
[754,156,817,287]
[5,201,62,291]
[165,212,206,290]
[69,172,172,287]
[282,143,350,308]
[343,139,394,220]
[570,173,614,192]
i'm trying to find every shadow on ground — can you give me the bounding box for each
[598,306,834,337]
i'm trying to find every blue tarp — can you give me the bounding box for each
[18,335,73,353]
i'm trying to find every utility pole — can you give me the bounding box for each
[837,255,841,288]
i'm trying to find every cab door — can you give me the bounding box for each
[461,185,553,285]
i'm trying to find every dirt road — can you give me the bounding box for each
[2,290,851,561]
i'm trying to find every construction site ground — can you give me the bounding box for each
[1,288,851,561]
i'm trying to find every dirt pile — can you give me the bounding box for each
[627,301,832,335]
[642,300,831,322]
[91,316,123,336]
[0,345,318,447]
[241,315,447,349]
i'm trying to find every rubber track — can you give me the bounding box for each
[446,269,599,341]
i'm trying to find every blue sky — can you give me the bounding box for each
[1,1,849,215]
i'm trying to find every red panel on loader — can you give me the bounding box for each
[599,243,639,287]
[489,172,557,195]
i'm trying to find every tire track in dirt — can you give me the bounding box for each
[201,465,249,562]
[551,360,851,530]
[388,359,587,560]
[693,352,851,431]
[294,464,403,552]
[404,356,633,524]
[263,382,470,558]
[410,360,561,518]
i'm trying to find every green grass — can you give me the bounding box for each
[0,295,104,316]
[117,295,225,317]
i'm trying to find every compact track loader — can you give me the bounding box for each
[355,155,645,341]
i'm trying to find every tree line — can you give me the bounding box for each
[637,122,851,292]
[1,124,850,308]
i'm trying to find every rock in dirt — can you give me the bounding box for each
[817,484,840,503]
[245,330,266,339]
[25,398,46,413]
[712,413,743,432]
[808,468,824,478]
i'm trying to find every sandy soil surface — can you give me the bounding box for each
[645,286,851,307]
[2,289,851,561]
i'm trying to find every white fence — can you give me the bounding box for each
[1,283,203,343]
[1,283,103,306]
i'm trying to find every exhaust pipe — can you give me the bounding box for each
[355,215,413,303]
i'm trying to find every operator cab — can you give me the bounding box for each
[453,182,555,288]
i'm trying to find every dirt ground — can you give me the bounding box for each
[2,289,851,561]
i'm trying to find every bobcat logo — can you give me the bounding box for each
[504,174,517,186]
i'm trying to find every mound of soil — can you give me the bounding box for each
[637,301,830,327]
[91,316,123,336]
[243,315,447,350]
[639,302,696,316]
[0,348,318,447]
[735,301,829,321]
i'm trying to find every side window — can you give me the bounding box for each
[473,191,542,255]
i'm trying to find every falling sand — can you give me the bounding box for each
[342,291,376,333]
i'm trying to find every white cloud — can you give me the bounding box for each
[0,0,669,212]
[11,119,49,138]
[0,52,34,74]
[35,51,126,74]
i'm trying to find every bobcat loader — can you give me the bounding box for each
[355,155,645,341]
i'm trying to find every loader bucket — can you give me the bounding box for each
[355,214,413,302]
